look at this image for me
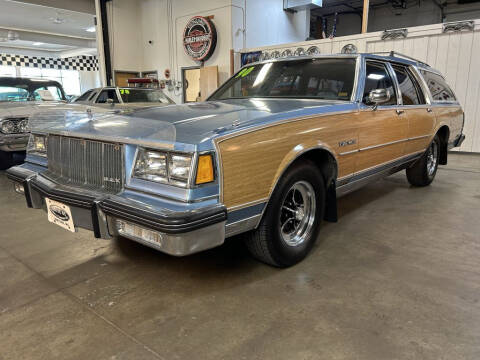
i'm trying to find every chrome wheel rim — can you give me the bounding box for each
[279,181,316,247]
[427,141,438,176]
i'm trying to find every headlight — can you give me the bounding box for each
[133,149,193,187]
[1,120,15,134]
[0,118,29,134]
[27,134,47,157]
[134,150,168,182]
[17,119,29,133]
[168,154,192,185]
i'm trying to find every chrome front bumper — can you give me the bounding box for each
[6,164,227,256]
[0,134,29,152]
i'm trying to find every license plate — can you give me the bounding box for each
[45,198,76,233]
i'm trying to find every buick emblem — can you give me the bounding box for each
[103,177,121,184]
[50,205,70,222]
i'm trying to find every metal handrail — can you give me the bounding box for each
[370,51,431,67]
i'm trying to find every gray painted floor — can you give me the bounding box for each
[0,153,479,360]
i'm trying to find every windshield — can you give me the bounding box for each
[119,89,174,104]
[210,58,357,101]
[0,84,64,102]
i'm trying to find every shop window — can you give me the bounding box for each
[0,65,16,77]
[19,67,81,96]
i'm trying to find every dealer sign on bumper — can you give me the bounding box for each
[46,198,75,232]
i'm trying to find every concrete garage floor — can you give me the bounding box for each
[0,153,479,360]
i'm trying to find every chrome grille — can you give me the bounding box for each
[44,135,123,193]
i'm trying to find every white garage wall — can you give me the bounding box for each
[104,0,310,103]
[241,20,480,153]
[231,0,310,50]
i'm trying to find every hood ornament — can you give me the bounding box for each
[86,108,93,120]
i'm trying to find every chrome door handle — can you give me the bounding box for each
[427,108,433,113]
[396,109,405,115]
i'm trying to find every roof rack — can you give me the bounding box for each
[370,51,430,67]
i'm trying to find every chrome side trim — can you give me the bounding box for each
[359,138,407,151]
[214,109,357,145]
[227,198,268,211]
[340,134,431,155]
[408,134,431,141]
[339,149,359,156]
[336,150,424,197]
[354,150,425,177]
[225,214,262,238]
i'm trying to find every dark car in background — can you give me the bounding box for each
[0,77,67,169]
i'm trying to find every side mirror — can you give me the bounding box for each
[367,88,391,109]
[106,98,115,106]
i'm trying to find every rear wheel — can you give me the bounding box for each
[244,160,325,267]
[406,135,440,187]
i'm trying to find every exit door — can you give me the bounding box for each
[182,66,219,103]
[183,67,201,102]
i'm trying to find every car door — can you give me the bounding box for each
[356,60,408,174]
[391,64,435,155]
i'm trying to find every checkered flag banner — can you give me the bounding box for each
[0,54,99,71]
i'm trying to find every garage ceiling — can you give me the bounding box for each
[0,0,96,57]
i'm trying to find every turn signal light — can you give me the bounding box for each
[196,154,214,184]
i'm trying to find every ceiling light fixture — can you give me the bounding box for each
[33,42,43,46]
[85,26,96,33]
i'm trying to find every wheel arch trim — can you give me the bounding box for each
[256,144,339,227]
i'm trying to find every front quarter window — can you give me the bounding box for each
[209,58,356,101]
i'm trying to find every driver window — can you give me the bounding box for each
[363,62,397,106]
[96,89,119,103]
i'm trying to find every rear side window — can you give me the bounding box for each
[76,90,92,102]
[421,70,456,102]
[392,65,425,105]
[363,61,397,106]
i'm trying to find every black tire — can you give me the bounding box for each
[0,151,13,170]
[244,160,325,267]
[406,135,440,187]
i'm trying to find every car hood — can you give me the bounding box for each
[28,98,356,149]
[0,101,66,118]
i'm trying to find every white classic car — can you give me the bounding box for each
[0,77,67,169]
[73,86,175,109]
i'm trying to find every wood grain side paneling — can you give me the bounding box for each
[217,113,359,209]
[405,108,435,154]
[356,108,408,172]
[433,106,463,141]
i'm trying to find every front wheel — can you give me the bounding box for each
[406,135,440,187]
[244,160,325,267]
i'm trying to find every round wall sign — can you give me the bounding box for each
[183,16,217,62]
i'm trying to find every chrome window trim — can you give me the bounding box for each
[115,87,124,104]
[360,58,400,106]
[385,61,403,106]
